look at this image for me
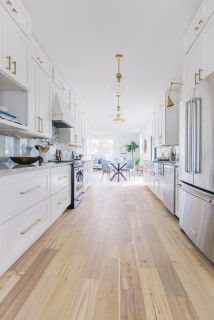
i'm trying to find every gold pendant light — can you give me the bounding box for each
[113,54,125,123]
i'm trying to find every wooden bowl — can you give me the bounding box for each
[10,156,40,165]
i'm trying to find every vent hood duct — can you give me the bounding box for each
[52,93,75,128]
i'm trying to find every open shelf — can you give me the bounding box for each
[0,118,29,131]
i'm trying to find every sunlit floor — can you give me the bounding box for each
[0,170,214,319]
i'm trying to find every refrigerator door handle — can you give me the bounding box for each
[193,98,201,174]
[177,184,214,204]
[185,101,192,173]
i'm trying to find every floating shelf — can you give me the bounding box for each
[0,118,29,131]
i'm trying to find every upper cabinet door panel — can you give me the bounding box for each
[184,2,205,54]
[203,14,214,78]
[205,0,214,20]
[1,0,31,36]
[3,11,30,89]
[38,67,52,137]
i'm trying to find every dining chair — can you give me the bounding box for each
[123,159,135,180]
[101,159,112,181]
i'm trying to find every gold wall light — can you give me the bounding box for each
[167,82,182,108]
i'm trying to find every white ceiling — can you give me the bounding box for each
[23,0,201,134]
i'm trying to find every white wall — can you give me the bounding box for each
[140,120,153,161]
[87,133,140,160]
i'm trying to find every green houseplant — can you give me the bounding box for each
[125,141,139,159]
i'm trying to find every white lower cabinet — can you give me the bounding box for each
[0,169,50,225]
[0,164,72,277]
[0,197,50,277]
[51,185,71,223]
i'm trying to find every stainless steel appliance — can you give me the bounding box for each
[163,164,175,214]
[70,162,84,208]
[179,71,214,262]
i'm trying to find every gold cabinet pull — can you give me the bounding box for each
[194,73,199,85]
[6,0,12,6]
[57,176,68,181]
[12,7,17,14]
[199,68,203,81]
[6,56,12,70]
[20,219,41,235]
[40,117,43,133]
[12,60,16,75]
[20,185,41,195]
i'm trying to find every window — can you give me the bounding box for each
[87,138,113,160]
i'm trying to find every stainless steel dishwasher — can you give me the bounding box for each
[163,164,175,214]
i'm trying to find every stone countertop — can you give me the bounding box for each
[0,161,72,177]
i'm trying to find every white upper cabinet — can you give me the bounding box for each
[37,67,52,137]
[53,67,70,100]
[204,0,214,21]
[184,34,204,95]
[184,2,205,54]
[1,0,31,36]
[28,58,52,137]
[203,13,214,78]
[31,38,52,77]
[2,8,30,89]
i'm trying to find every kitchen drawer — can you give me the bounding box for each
[51,165,71,195]
[51,185,71,222]
[0,197,50,277]
[0,169,50,224]
[1,0,31,36]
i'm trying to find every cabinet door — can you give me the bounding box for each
[185,35,203,95]
[28,59,39,133]
[3,11,29,88]
[0,6,3,69]
[203,14,214,78]
[38,67,52,137]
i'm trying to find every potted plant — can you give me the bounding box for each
[125,141,139,159]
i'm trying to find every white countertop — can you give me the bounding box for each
[0,161,72,177]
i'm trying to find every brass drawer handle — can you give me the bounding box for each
[6,0,12,6]
[12,7,17,14]
[12,60,16,75]
[195,73,199,85]
[20,219,41,235]
[20,185,41,195]
[57,176,68,180]
[199,68,203,81]
[6,56,12,70]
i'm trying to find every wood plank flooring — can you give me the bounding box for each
[0,175,214,319]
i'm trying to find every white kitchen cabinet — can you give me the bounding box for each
[1,0,31,36]
[2,8,30,89]
[37,67,52,137]
[31,38,52,78]
[28,58,52,137]
[0,169,50,225]
[205,0,214,21]
[0,197,50,277]
[53,67,70,100]
[51,165,71,195]
[184,34,204,95]
[184,2,205,54]
[152,102,179,147]
[203,13,214,78]
[0,6,3,69]
[51,185,71,223]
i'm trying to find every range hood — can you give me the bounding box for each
[52,93,75,128]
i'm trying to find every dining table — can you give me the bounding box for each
[109,162,127,182]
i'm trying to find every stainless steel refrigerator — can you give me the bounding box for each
[179,71,214,263]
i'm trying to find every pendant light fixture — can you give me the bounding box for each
[166,82,182,108]
[113,54,125,123]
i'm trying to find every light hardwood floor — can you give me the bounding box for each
[0,174,214,319]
